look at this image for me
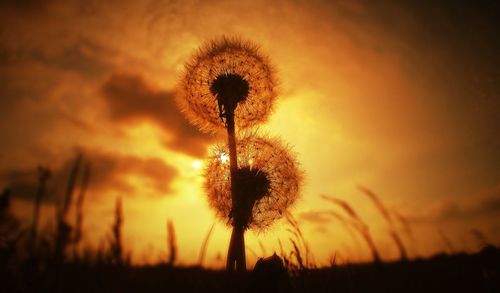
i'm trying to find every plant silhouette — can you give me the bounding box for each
[177,37,277,133]
[29,166,51,253]
[178,36,302,272]
[321,195,381,263]
[204,134,302,231]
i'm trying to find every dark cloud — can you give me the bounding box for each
[100,73,213,157]
[0,66,54,109]
[32,40,111,78]
[436,196,500,221]
[82,150,179,196]
[0,149,179,203]
[405,186,500,223]
[0,37,110,79]
[0,0,52,16]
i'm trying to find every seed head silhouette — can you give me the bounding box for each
[177,36,278,133]
[204,134,302,231]
[178,36,297,272]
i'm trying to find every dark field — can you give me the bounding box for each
[1,170,499,292]
[1,247,498,292]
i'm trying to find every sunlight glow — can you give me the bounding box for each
[192,160,202,169]
[219,153,229,164]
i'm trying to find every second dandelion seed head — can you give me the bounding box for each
[204,134,303,231]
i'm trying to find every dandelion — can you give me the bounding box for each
[177,36,278,133]
[177,37,295,272]
[204,134,302,231]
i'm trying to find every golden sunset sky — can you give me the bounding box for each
[1,0,499,267]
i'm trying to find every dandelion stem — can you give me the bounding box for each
[225,109,246,272]
[226,110,239,181]
[227,224,246,271]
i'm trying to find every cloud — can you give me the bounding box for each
[298,210,332,224]
[0,0,52,15]
[82,149,179,196]
[433,195,500,221]
[31,39,111,79]
[405,185,500,223]
[0,149,179,203]
[100,73,213,157]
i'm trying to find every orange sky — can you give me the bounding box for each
[1,0,499,267]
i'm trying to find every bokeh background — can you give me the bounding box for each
[1,0,499,267]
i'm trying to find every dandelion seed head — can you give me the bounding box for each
[177,36,278,132]
[203,134,303,231]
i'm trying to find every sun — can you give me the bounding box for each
[219,153,229,164]
[192,160,202,169]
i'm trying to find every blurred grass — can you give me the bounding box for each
[0,155,499,292]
